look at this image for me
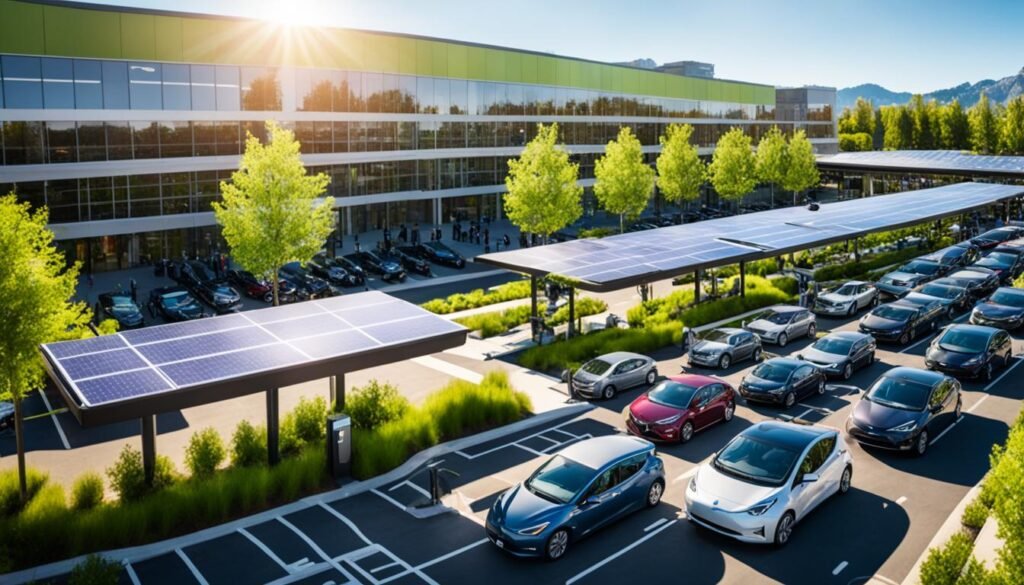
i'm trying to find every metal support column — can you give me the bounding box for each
[267,388,280,466]
[739,262,746,297]
[568,287,576,338]
[329,374,345,413]
[141,415,156,486]
[530,275,539,342]
[694,270,702,304]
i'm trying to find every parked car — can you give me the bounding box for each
[178,260,241,313]
[417,241,466,268]
[147,287,205,322]
[989,239,1024,261]
[859,300,943,345]
[899,291,961,320]
[97,292,145,329]
[571,352,657,400]
[0,401,14,430]
[797,331,876,380]
[813,281,879,317]
[925,324,1013,381]
[332,255,367,285]
[743,306,816,347]
[227,269,271,299]
[685,421,853,546]
[897,258,949,281]
[920,244,979,271]
[913,282,971,316]
[738,357,827,408]
[280,262,332,299]
[940,268,1001,299]
[875,270,931,300]
[309,253,363,287]
[971,286,1024,330]
[846,367,961,457]
[625,374,736,443]
[971,226,1024,250]
[485,435,665,560]
[384,247,432,276]
[688,328,763,369]
[352,251,406,282]
[971,251,1024,282]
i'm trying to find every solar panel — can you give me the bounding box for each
[817,150,1024,176]
[41,291,466,415]
[477,182,1024,290]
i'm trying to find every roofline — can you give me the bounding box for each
[15,0,776,90]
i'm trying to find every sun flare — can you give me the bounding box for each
[258,0,323,28]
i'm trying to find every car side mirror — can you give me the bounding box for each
[582,495,601,507]
[931,403,944,413]
[802,473,819,484]
[796,353,804,360]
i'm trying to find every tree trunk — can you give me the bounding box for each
[14,395,26,502]
[619,214,624,234]
[770,183,775,208]
[272,268,279,307]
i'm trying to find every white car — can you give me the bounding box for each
[684,421,853,546]
[814,281,879,317]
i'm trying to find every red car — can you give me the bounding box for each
[228,269,271,299]
[625,374,736,443]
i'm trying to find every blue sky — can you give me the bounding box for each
[82,0,1024,92]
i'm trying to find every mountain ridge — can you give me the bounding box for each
[838,69,1024,110]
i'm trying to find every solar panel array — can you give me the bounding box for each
[478,182,1024,289]
[818,150,1024,175]
[41,291,465,408]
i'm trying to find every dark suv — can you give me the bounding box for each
[280,262,332,299]
[309,253,363,287]
[177,261,241,313]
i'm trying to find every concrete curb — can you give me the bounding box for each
[376,268,510,293]
[3,402,594,585]
[899,478,986,585]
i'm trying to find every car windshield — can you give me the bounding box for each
[109,295,134,308]
[920,284,960,299]
[647,381,700,409]
[524,455,594,504]
[756,310,791,325]
[579,359,611,375]
[164,291,194,307]
[902,261,940,275]
[872,305,914,320]
[979,229,1014,241]
[833,284,859,296]
[812,337,853,355]
[865,376,931,411]
[713,435,800,487]
[703,329,731,342]
[982,252,1015,266]
[938,328,989,353]
[989,290,1024,307]
[751,362,795,382]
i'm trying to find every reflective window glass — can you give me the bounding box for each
[129,62,162,109]
[105,121,131,160]
[417,77,435,113]
[73,60,102,109]
[159,121,192,157]
[102,61,129,109]
[87,177,113,220]
[399,75,417,113]
[343,71,362,112]
[162,64,190,110]
[434,78,450,115]
[363,72,383,113]
[190,65,216,110]
[75,121,106,161]
[2,121,44,164]
[45,121,77,163]
[47,179,80,223]
[2,55,42,108]
[41,58,74,108]
[215,66,240,111]
[131,121,159,159]
[214,121,240,155]
[192,121,216,156]
[241,67,280,111]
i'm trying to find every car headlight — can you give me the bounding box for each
[768,386,786,394]
[889,421,918,433]
[962,356,983,366]
[655,414,682,425]
[746,498,778,516]
[517,522,549,536]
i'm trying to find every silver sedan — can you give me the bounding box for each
[571,352,658,400]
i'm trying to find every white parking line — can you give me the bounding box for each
[175,548,210,585]
[37,389,70,450]
[455,419,588,460]
[566,519,678,585]
[409,538,488,572]
[984,357,1023,391]
[276,516,357,581]
[832,561,849,575]
[238,527,293,574]
[930,416,964,446]
[895,496,908,506]
[371,560,402,574]
[967,394,989,414]
[124,563,142,585]
[372,488,409,510]
[402,480,432,500]
[643,518,669,532]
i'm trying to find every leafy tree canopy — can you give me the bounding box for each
[503,123,583,238]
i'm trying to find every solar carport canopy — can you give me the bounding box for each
[477,182,1024,292]
[817,150,1024,178]
[40,291,467,426]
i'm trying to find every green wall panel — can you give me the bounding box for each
[431,41,447,77]
[521,54,537,85]
[366,34,399,73]
[467,47,486,80]
[76,9,121,59]
[120,13,156,61]
[41,4,75,57]
[485,49,505,81]
[153,16,183,62]
[415,39,432,77]
[448,43,467,78]
[537,56,558,86]
[0,0,44,55]
[397,37,417,75]
[505,51,521,83]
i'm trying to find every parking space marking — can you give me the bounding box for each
[37,389,70,450]
[387,538,488,578]
[372,488,409,511]
[673,455,713,484]
[930,416,964,446]
[984,357,1023,391]
[238,527,293,574]
[895,496,908,506]
[124,562,142,585]
[371,561,402,574]
[455,420,590,460]
[643,518,668,532]
[412,355,484,384]
[967,394,990,414]
[565,519,678,585]
[832,560,849,575]
[276,516,356,580]
[798,402,834,415]
[175,548,210,585]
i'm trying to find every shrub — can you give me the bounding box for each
[578,226,617,239]
[0,467,49,517]
[184,428,226,479]
[106,445,177,502]
[520,322,678,372]
[455,305,532,338]
[69,554,121,585]
[813,242,944,282]
[961,498,990,530]
[345,380,410,430]
[839,132,873,152]
[919,531,975,585]
[421,280,532,314]
[231,420,268,467]
[71,473,105,511]
[549,297,607,327]
[289,396,328,444]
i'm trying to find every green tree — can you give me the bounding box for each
[503,123,583,240]
[909,94,936,149]
[214,120,333,306]
[594,126,656,233]
[1000,95,1024,155]
[969,92,1000,154]
[655,123,705,207]
[940,99,970,150]
[0,195,91,502]
[782,130,820,205]
[754,126,788,206]
[708,127,757,202]
[853,97,876,135]
[882,105,914,150]
[838,108,857,135]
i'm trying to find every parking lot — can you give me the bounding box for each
[34,299,1019,585]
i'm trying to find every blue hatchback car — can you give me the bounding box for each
[485,435,665,561]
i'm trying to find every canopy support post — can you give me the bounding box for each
[141,415,156,486]
[267,388,280,466]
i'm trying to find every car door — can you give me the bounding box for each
[609,360,633,389]
[732,333,753,361]
[809,435,843,505]
[850,338,869,367]
[792,365,815,399]
[995,330,1012,363]
[790,442,827,521]
[573,467,623,536]
[609,454,649,516]
[697,383,728,428]
[627,359,648,387]
[925,381,952,433]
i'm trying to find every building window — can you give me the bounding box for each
[45,121,77,163]
[41,58,75,108]
[73,60,103,109]
[102,61,129,109]
[2,55,43,108]
[190,65,216,110]
[215,66,240,111]
[129,62,162,109]
[162,64,191,110]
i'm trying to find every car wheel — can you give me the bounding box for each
[947,306,956,320]
[719,354,731,369]
[871,295,880,307]
[869,351,877,364]
[680,421,695,443]
[1005,352,1013,368]
[848,304,857,317]
[838,466,852,495]
[778,333,788,347]
[955,400,962,419]
[263,292,274,303]
[914,430,929,457]
[816,378,826,395]
[753,347,763,362]
[545,529,570,561]
[646,480,665,508]
[807,323,817,339]
[898,331,910,345]
[602,385,617,400]
[930,320,937,332]
[774,512,796,547]
[723,401,735,422]
[783,391,797,409]
[842,363,853,380]
[645,369,657,385]
[984,362,994,382]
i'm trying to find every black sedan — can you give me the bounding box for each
[971,251,1024,282]
[309,253,363,287]
[98,292,145,329]
[941,268,1001,299]
[898,259,949,281]
[971,287,1024,330]
[418,241,466,268]
[178,261,241,313]
[797,331,876,380]
[846,367,961,457]
[971,226,1024,250]
[914,282,971,315]
[875,270,931,300]
[147,287,206,322]
[921,244,979,270]
[737,357,826,409]
[384,248,431,276]
[352,251,406,282]
[859,300,943,345]
[280,262,332,299]
[925,324,1012,381]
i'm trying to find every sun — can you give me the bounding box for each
[258,0,323,27]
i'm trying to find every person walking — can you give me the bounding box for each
[483,229,490,248]
[129,278,138,302]
[412,223,420,245]
[681,325,696,354]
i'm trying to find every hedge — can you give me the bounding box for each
[813,244,939,282]
[351,371,532,479]
[455,297,607,338]
[578,226,618,239]
[421,280,531,314]
[839,132,873,152]
[627,275,797,329]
